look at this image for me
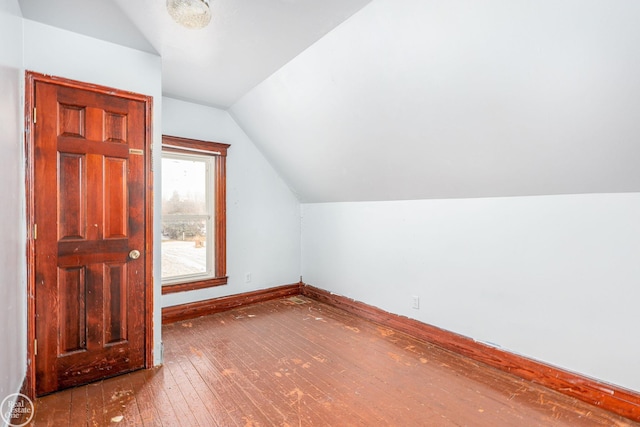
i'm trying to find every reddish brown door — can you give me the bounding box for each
[33,80,148,395]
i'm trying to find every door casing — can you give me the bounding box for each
[24,71,154,398]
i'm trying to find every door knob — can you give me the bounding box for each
[129,249,141,260]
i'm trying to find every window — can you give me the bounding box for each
[161,135,229,294]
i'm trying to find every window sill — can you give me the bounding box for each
[161,276,228,294]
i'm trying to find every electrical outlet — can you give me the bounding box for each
[412,296,420,310]
[245,272,251,283]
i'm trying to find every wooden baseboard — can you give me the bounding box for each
[161,282,303,325]
[301,284,640,423]
[159,281,640,422]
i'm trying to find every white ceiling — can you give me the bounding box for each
[17,0,640,202]
[18,0,372,108]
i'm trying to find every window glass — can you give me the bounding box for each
[160,135,229,294]
[161,153,214,283]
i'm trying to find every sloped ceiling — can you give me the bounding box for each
[18,0,373,108]
[17,0,640,203]
[230,0,640,202]
[17,0,156,53]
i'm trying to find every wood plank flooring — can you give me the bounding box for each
[30,296,639,426]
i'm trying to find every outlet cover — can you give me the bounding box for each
[412,296,420,310]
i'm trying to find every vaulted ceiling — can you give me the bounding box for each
[18,0,640,202]
[18,0,372,107]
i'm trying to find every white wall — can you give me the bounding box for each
[0,0,25,403]
[23,20,164,365]
[161,97,301,307]
[301,193,640,392]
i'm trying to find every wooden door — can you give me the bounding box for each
[32,79,149,395]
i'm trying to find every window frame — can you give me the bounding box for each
[161,135,229,294]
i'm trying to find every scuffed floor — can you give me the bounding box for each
[31,296,639,426]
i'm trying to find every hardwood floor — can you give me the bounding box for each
[31,296,638,426]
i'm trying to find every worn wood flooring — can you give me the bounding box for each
[31,296,638,426]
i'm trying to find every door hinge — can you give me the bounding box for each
[33,224,37,240]
[33,108,36,124]
[34,339,37,356]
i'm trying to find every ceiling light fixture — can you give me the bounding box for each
[167,0,212,29]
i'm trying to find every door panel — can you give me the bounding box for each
[104,262,128,345]
[58,267,87,354]
[104,157,128,238]
[34,81,147,395]
[58,152,86,240]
